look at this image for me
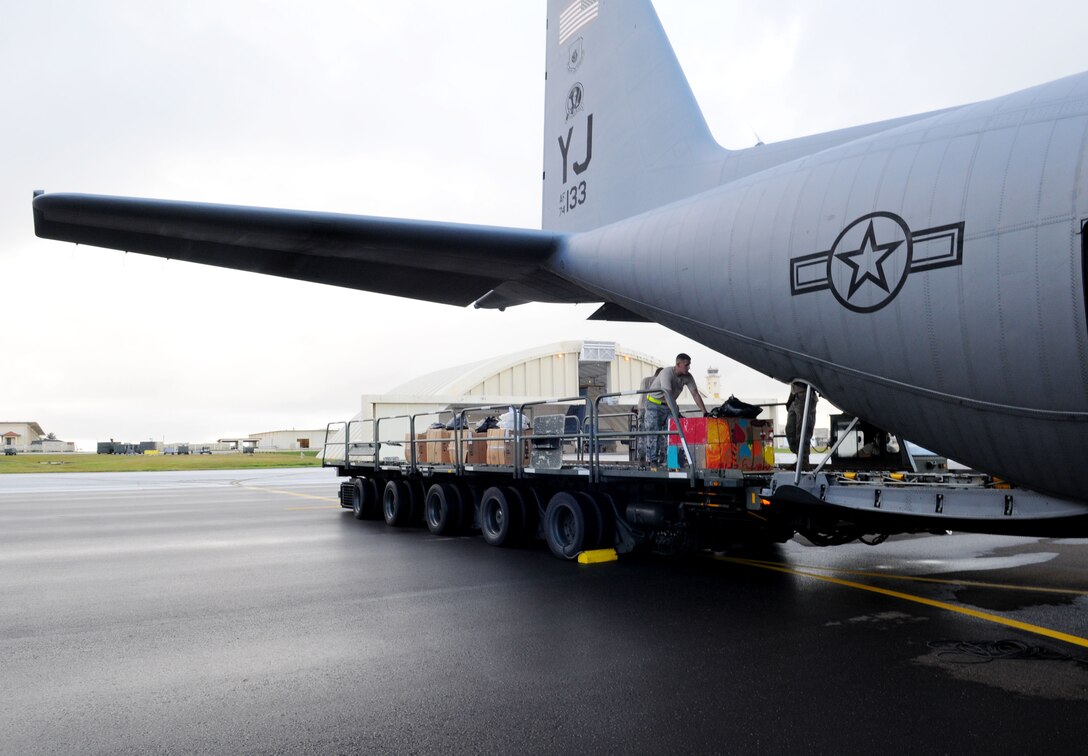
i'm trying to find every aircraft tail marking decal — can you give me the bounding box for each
[559,0,599,45]
[543,0,721,232]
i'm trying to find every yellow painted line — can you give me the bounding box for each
[285,505,343,511]
[736,557,1088,597]
[718,556,1088,650]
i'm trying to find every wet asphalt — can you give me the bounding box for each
[1,468,1086,754]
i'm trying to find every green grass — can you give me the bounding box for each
[0,452,323,474]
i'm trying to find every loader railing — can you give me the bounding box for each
[322,391,700,487]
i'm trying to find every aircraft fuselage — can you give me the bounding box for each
[556,71,1088,500]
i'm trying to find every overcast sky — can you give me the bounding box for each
[3,1,1087,450]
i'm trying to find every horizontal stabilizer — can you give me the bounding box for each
[32,193,595,307]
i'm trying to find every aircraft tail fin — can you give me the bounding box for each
[542,0,723,232]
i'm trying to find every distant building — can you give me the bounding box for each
[98,441,137,455]
[216,438,259,452]
[30,438,76,453]
[1,422,45,453]
[249,430,327,451]
[356,339,663,422]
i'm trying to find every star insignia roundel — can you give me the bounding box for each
[834,220,904,299]
[789,211,966,313]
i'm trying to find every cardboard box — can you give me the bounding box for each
[486,428,508,465]
[467,431,491,465]
[405,428,448,464]
[447,431,489,465]
[404,433,419,463]
[485,428,529,466]
[427,429,450,464]
[412,431,428,464]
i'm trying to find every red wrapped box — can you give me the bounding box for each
[667,417,709,446]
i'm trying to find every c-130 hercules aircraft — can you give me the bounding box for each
[33,0,1088,535]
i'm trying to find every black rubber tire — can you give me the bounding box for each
[503,487,530,541]
[407,480,426,525]
[456,484,477,531]
[574,492,604,550]
[425,483,462,535]
[383,480,412,526]
[352,479,367,519]
[544,491,590,559]
[352,478,381,520]
[578,493,613,546]
[363,478,381,519]
[519,486,544,540]
[480,486,522,547]
[594,493,617,549]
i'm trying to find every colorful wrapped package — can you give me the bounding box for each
[659,417,774,471]
[700,418,775,471]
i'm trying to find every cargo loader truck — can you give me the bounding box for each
[323,387,1088,560]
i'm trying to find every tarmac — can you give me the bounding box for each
[2,468,1086,754]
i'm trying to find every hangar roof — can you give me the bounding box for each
[385,340,663,399]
